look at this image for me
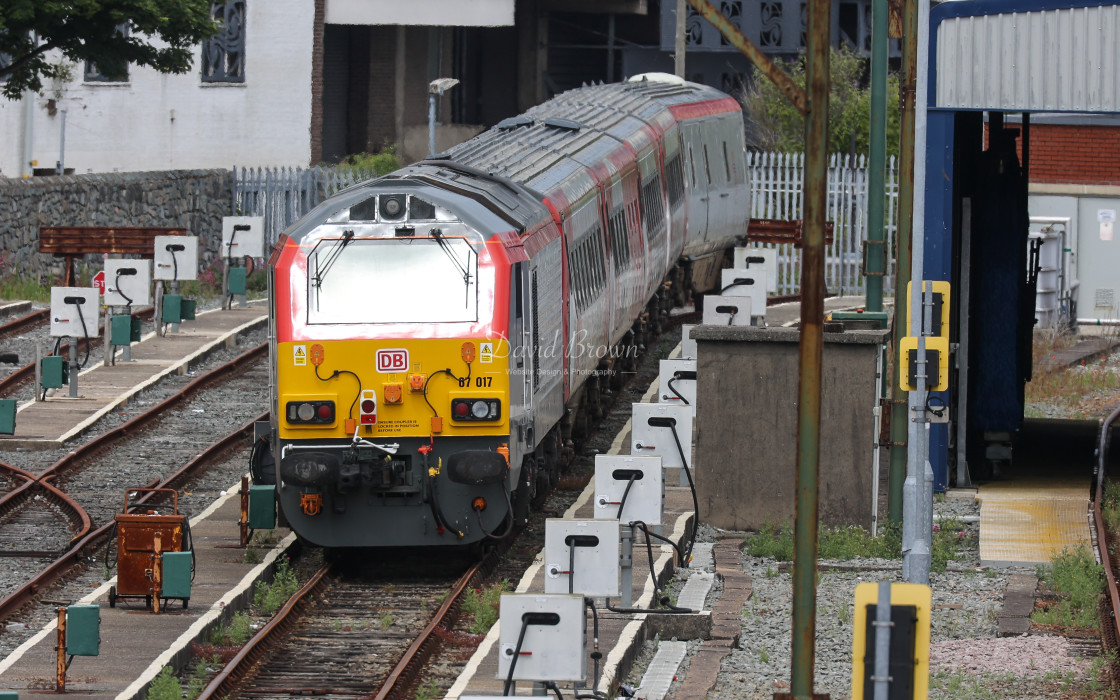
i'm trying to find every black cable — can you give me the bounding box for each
[616,473,637,522]
[422,362,471,419]
[71,298,91,370]
[662,374,689,405]
[314,364,361,420]
[475,484,515,540]
[114,270,134,306]
[545,682,565,700]
[606,519,694,615]
[664,422,699,565]
[502,616,533,696]
[631,520,685,568]
[585,597,602,693]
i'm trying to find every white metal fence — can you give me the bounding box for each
[748,151,898,297]
[234,152,898,297]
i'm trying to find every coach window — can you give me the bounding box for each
[723,142,732,182]
[202,0,246,84]
[307,236,477,324]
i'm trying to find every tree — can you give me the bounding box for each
[0,0,218,100]
[741,45,901,158]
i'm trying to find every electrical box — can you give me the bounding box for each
[227,266,247,296]
[41,355,68,389]
[181,298,197,321]
[221,216,266,260]
[153,235,199,281]
[733,246,778,292]
[65,605,100,656]
[658,359,697,406]
[851,582,931,700]
[544,519,620,597]
[104,259,152,306]
[899,336,949,391]
[110,315,142,346]
[497,594,586,683]
[0,398,15,435]
[702,295,754,327]
[162,294,182,324]
[679,324,696,359]
[906,280,951,338]
[719,269,768,317]
[161,551,192,602]
[631,403,694,472]
[50,287,99,338]
[0,691,19,700]
[594,455,663,525]
[249,484,276,529]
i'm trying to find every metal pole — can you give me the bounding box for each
[57,109,67,175]
[68,339,78,398]
[428,92,437,157]
[888,0,918,527]
[21,90,34,178]
[866,0,888,312]
[675,0,687,78]
[903,0,933,585]
[872,581,893,700]
[790,0,829,694]
[620,525,634,608]
[56,606,66,691]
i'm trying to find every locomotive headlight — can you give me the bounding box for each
[297,403,315,421]
[471,400,490,418]
[450,398,501,421]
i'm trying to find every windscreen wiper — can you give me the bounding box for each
[313,230,355,291]
[430,228,473,305]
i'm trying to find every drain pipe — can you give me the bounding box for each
[21,89,35,177]
[1079,318,1120,327]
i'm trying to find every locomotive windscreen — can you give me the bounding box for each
[306,236,478,324]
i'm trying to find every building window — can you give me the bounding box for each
[85,25,130,82]
[202,1,245,83]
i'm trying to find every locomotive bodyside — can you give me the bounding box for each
[263,76,750,548]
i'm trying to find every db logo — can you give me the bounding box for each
[376,348,409,373]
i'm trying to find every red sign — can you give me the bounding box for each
[92,270,105,296]
[376,348,409,373]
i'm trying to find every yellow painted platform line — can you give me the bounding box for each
[977,477,1091,565]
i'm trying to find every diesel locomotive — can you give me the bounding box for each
[258,74,752,548]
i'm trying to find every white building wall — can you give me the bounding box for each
[0,0,314,177]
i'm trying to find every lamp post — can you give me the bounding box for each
[428,78,460,157]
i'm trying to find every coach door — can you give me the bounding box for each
[681,122,709,244]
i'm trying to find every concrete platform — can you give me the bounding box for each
[0,482,296,700]
[2,305,266,449]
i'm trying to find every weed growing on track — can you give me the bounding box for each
[209,611,253,646]
[1032,546,1103,629]
[462,579,509,634]
[253,557,300,615]
[145,666,182,700]
[414,678,443,700]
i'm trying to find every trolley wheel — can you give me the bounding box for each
[182,598,189,610]
[145,595,152,609]
[108,586,117,608]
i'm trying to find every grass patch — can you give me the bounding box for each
[253,557,300,615]
[462,580,508,635]
[145,666,182,700]
[208,611,253,646]
[744,520,967,573]
[1102,479,1120,537]
[1025,329,1120,417]
[0,275,52,302]
[1032,546,1103,629]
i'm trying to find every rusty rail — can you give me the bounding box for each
[0,345,267,622]
[0,308,49,343]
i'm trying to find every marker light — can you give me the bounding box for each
[361,399,376,413]
[471,400,490,418]
[454,402,470,418]
[450,398,501,421]
[316,404,333,420]
[285,400,336,425]
[297,403,315,421]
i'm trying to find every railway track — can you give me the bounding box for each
[0,341,268,623]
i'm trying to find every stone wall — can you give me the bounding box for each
[0,170,232,281]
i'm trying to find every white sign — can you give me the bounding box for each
[1098,209,1116,223]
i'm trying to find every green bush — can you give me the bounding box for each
[462,580,508,634]
[253,557,300,615]
[145,666,182,700]
[337,148,401,176]
[1033,546,1103,628]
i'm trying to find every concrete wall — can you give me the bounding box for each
[692,325,887,531]
[0,0,314,177]
[0,170,232,280]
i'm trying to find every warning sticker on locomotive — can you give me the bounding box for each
[293,345,307,366]
[480,342,494,363]
[377,418,419,433]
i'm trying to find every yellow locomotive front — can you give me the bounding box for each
[266,186,522,548]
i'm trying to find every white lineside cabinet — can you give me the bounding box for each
[719,268,768,317]
[153,235,199,281]
[544,519,620,597]
[702,294,754,327]
[631,403,694,470]
[221,216,266,260]
[733,246,778,292]
[658,358,697,406]
[497,593,586,683]
[50,288,99,338]
[104,259,152,306]
[594,455,664,525]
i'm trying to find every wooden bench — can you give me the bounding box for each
[39,227,186,285]
[748,218,835,247]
